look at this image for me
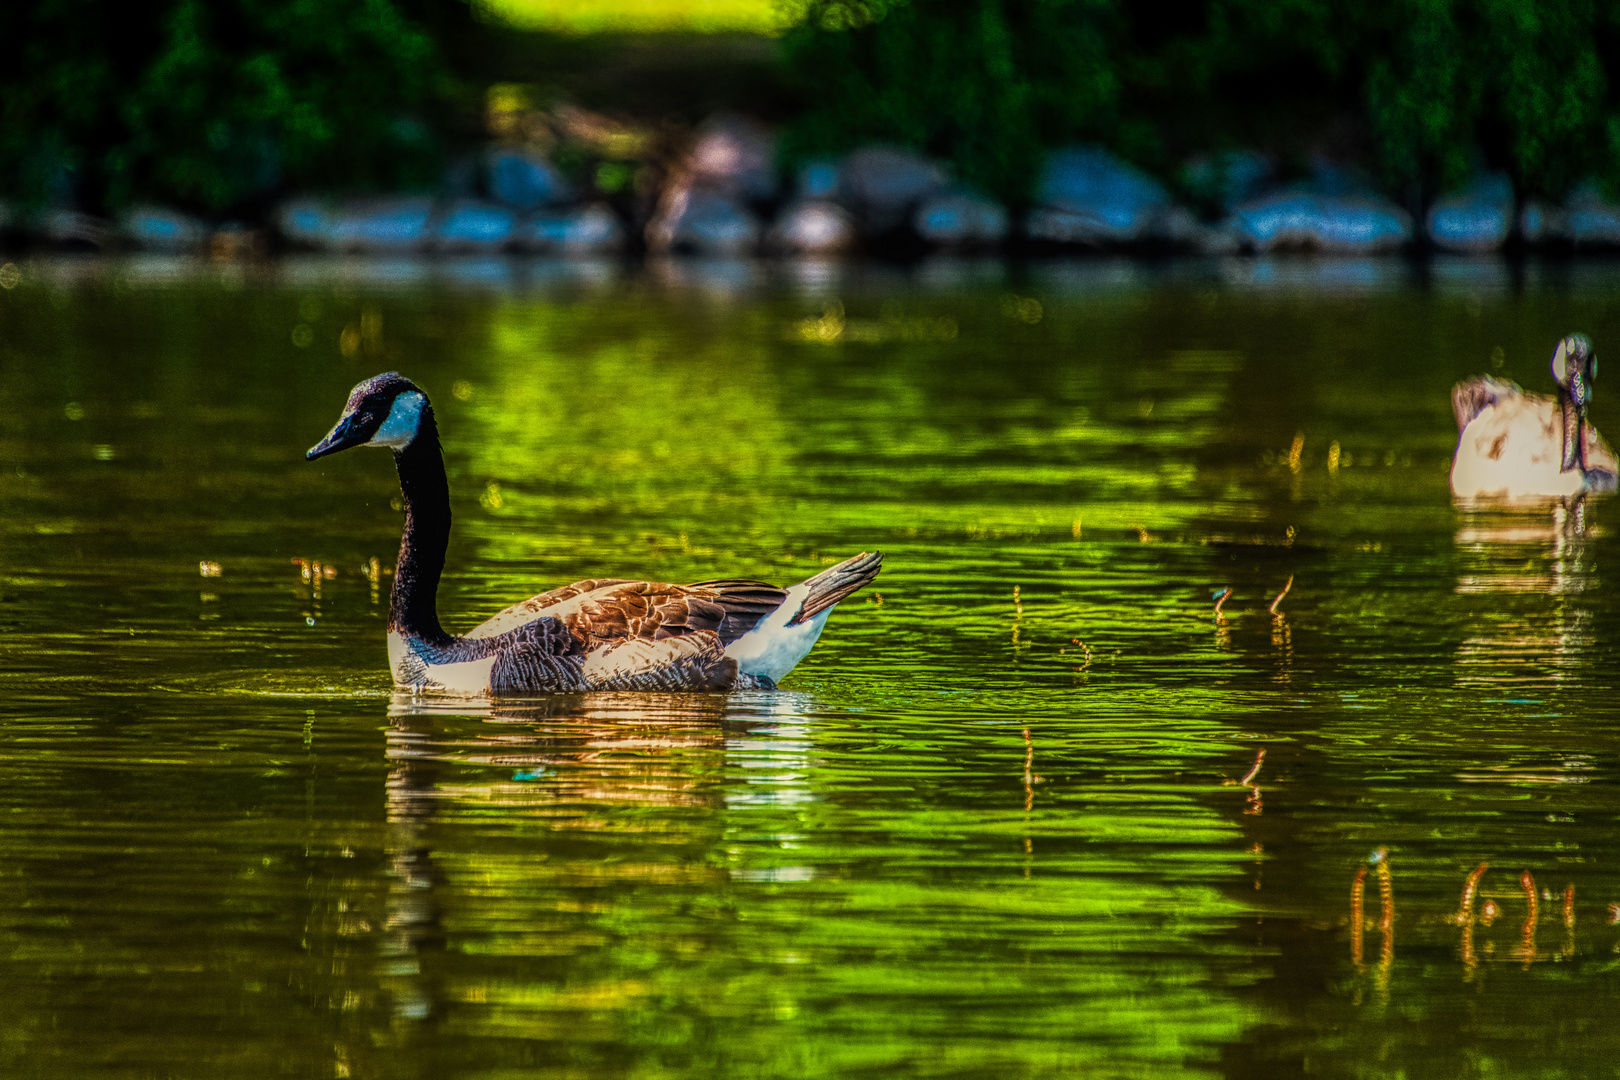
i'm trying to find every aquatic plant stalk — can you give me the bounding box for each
[1454,862,1488,924]
[1521,870,1538,964]
[1239,749,1265,786]
[1269,576,1294,616]
[1351,864,1367,966]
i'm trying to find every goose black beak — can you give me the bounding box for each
[306,415,362,460]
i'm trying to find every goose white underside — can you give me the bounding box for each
[389,631,496,694]
[723,582,832,684]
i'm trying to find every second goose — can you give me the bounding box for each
[1451,333,1618,498]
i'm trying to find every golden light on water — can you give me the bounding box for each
[476,0,784,33]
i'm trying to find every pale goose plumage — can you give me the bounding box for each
[1450,334,1618,499]
[307,373,881,695]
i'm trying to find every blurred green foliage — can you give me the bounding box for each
[780,0,1119,207]
[0,0,480,214]
[8,0,1620,216]
[781,0,1620,206]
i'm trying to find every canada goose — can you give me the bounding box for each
[1450,334,1619,499]
[307,373,882,694]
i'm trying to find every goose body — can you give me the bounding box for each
[1450,335,1618,499]
[308,373,881,695]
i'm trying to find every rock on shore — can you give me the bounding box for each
[520,205,626,254]
[49,113,1620,260]
[914,191,1008,247]
[838,147,948,234]
[647,190,760,255]
[122,205,209,252]
[1229,192,1412,253]
[486,148,573,210]
[768,200,858,254]
[1027,147,1171,246]
[435,201,516,252]
[1563,184,1620,246]
[1426,173,1513,252]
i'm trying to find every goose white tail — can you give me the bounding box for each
[724,551,882,684]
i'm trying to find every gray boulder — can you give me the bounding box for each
[646,189,760,255]
[38,209,113,249]
[913,191,1008,247]
[768,199,858,254]
[275,199,334,249]
[1028,146,1171,245]
[519,204,626,254]
[1520,200,1570,245]
[797,160,841,200]
[486,147,573,210]
[839,146,948,232]
[1565,184,1620,246]
[435,201,517,252]
[1154,205,1240,254]
[121,205,208,252]
[686,115,778,202]
[1227,192,1412,253]
[1426,173,1513,252]
[1025,206,1112,246]
[1027,200,1229,249]
[329,198,435,253]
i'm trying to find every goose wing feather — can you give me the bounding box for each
[568,579,788,647]
[483,580,787,692]
[479,617,739,693]
[1452,376,1521,432]
[467,577,788,646]
[465,578,633,640]
[579,633,738,690]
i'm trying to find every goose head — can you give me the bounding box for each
[307,372,430,460]
[1552,334,1596,407]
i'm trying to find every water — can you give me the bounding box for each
[4,253,1620,1078]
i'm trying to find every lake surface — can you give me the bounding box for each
[4,253,1620,1078]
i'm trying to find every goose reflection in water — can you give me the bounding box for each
[379,691,814,1026]
[1453,498,1600,684]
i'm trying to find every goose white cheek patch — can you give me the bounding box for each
[369,391,425,449]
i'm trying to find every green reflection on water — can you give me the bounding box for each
[4,256,1620,1077]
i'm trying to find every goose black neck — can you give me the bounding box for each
[390,407,453,645]
[1560,388,1589,474]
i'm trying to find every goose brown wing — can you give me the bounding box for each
[465,578,633,640]
[684,579,792,641]
[568,579,788,647]
[580,634,739,690]
[1452,376,1521,432]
